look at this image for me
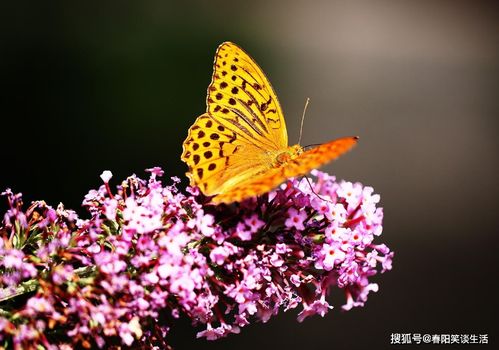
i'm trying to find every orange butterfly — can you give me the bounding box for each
[181,42,357,204]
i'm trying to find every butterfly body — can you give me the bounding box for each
[181,42,357,204]
[273,145,303,166]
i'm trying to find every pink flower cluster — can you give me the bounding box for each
[0,168,393,349]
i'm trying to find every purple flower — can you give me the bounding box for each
[297,296,333,322]
[235,222,252,241]
[51,265,74,285]
[103,198,118,221]
[193,211,216,238]
[310,197,333,219]
[337,181,363,209]
[209,243,238,265]
[196,323,223,340]
[314,242,347,271]
[269,252,284,267]
[2,250,24,269]
[275,243,290,254]
[285,207,308,230]
[244,214,265,233]
[342,281,379,311]
[25,296,54,315]
[145,166,164,178]
[122,196,163,235]
[330,203,348,223]
[0,168,393,349]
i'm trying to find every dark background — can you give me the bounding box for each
[1,1,498,349]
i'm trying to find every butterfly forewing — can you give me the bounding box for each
[207,42,288,151]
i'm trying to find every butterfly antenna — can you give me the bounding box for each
[303,176,335,204]
[298,97,310,145]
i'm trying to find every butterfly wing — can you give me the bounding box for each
[182,113,276,196]
[182,42,289,196]
[206,42,288,150]
[211,137,358,204]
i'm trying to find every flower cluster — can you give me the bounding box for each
[0,168,393,349]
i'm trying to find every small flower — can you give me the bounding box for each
[1,249,24,269]
[269,253,284,267]
[196,212,216,237]
[324,224,350,243]
[25,296,54,315]
[234,314,250,327]
[244,214,265,233]
[314,242,347,271]
[342,282,379,311]
[119,323,135,346]
[145,167,164,178]
[275,243,290,254]
[290,274,301,287]
[128,316,143,339]
[330,203,348,224]
[51,265,74,285]
[310,197,332,219]
[337,181,362,208]
[382,251,394,272]
[196,323,223,340]
[361,186,380,206]
[100,170,113,183]
[235,222,252,241]
[297,296,333,322]
[209,246,230,265]
[285,207,307,230]
[103,198,118,221]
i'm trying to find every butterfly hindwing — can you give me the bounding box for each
[181,113,274,196]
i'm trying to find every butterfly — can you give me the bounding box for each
[181,42,358,204]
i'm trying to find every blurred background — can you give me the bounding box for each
[1,0,498,348]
